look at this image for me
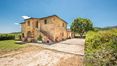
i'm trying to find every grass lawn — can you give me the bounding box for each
[0,40,27,54]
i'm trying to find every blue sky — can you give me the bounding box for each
[0,0,117,33]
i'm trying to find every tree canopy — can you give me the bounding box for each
[70,17,93,37]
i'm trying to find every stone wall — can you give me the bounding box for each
[21,15,73,43]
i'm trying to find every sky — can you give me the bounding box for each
[0,0,117,33]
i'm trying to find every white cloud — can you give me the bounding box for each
[21,16,31,19]
[14,22,19,25]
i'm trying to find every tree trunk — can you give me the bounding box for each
[80,33,83,38]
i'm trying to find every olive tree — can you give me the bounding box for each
[70,17,93,38]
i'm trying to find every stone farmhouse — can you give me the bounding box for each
[20,15,74,43]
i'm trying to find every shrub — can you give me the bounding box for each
[14,34,22,41]
[85,28,117,66]
[0,34,15,40]
[38,35,42,41]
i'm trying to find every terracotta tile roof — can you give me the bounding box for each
[20,15,67,24]
[20,22,25,24]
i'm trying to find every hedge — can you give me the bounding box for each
[0,34,15,40]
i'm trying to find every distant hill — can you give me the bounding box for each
[0,32,21,34]
[10,32,21,34]
[95,26,117,30]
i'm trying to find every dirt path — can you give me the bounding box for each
[0,39,84,66]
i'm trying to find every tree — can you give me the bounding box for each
[70,17,93,38]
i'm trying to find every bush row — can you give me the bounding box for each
[85,28,117,66]
[0,34,15,40]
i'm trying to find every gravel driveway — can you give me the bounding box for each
[0,38,84,66]
[50,38,84,55]
[33,38,85,55]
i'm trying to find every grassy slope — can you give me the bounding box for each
[0,40,27,52]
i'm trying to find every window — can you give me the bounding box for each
[27,21,30,26]
[44,19,47,24]
[62,23,64,27]
[53,18,55,21]
[36,21,38,28]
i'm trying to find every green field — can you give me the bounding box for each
[0,40,27,53]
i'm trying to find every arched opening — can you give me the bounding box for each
[55,37,58,42]
[22,33,24,38]
[27,31,32,38]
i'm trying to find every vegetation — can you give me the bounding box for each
[38,35,42,41]
[10,32,21,34]
[70,17,93,38]
[0,32,21,40]
[0,34,15,40]
[85,28,117,66]
[0,40,27,54]
[94,26,117,31]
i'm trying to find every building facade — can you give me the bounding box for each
[20,15,74,43]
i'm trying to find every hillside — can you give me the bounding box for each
[95,25,117,30]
